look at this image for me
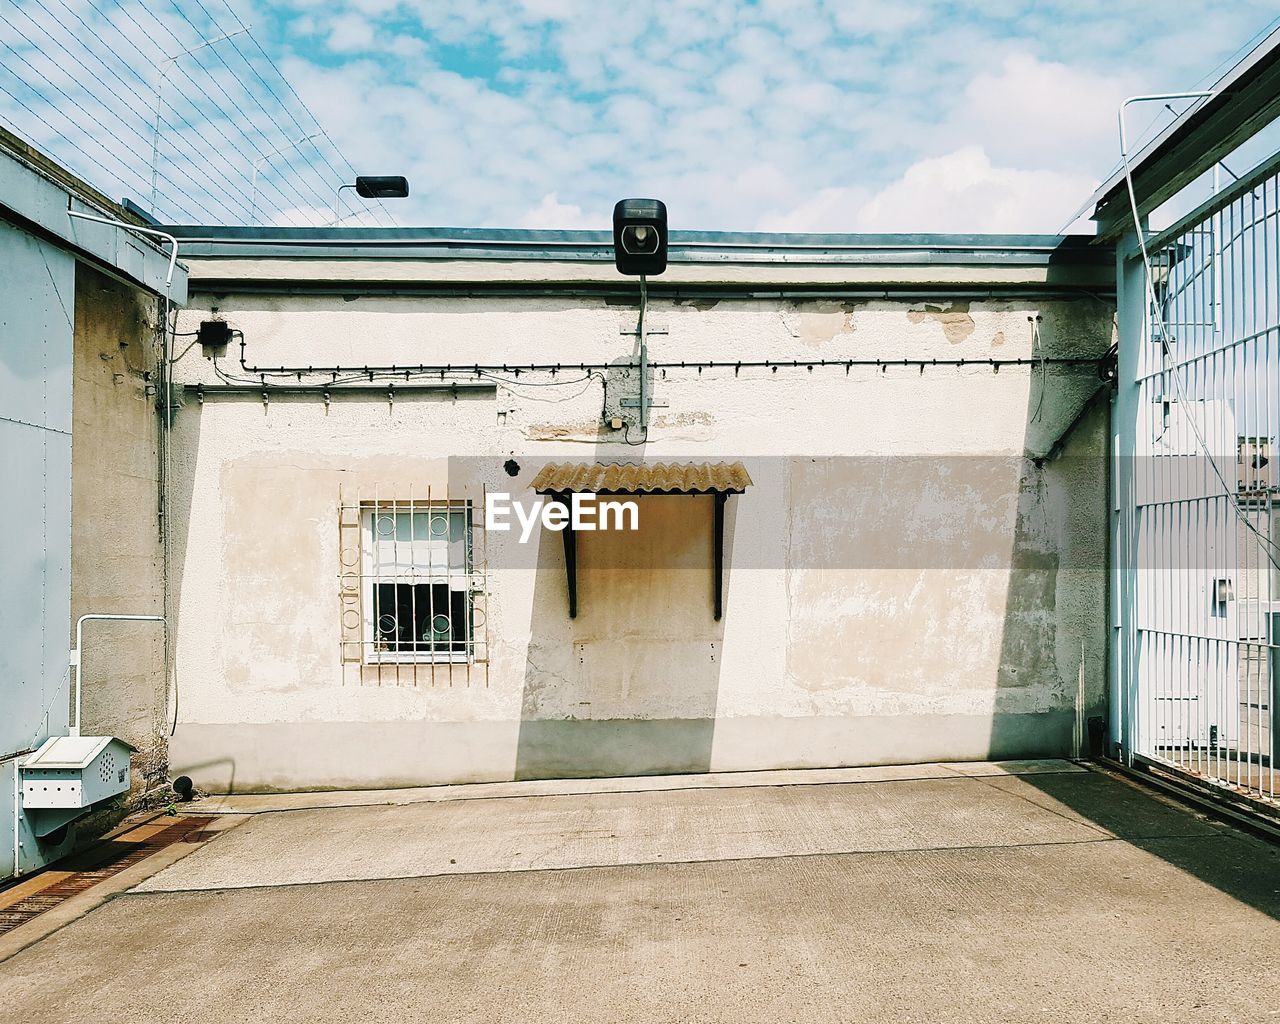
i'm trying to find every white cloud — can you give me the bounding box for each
[959,53,1141,173]
[326,12,376,53]
[762,147,1096,234]
[757,185,869,233]
[517,193,600,229]
[759,51,1130,233]
[852,146,1096,233]
[3,0,1276,232]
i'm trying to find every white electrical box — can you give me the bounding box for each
[20,736,134,810]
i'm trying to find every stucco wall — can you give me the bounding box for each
[71,264,166,793]
[167,282,1112,791]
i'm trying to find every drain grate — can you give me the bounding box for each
[0,816,215,936]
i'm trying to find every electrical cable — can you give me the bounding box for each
[1030,316,1047,424]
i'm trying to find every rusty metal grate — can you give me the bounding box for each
[0,816,214,936]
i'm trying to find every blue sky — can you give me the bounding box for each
[2,1,1278,229]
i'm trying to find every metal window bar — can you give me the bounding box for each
[336,483,488,688]
[1120,159,1279,803]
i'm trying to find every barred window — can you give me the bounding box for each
[362,504,474,662]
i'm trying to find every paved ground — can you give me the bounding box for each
[1,761,1278,1023]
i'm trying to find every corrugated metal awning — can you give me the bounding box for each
[531,461,752,495]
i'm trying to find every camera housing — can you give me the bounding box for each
[613,198,668,276]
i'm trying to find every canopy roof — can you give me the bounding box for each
[531,461,752,496]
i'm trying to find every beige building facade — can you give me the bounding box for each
[165,230,1115,791]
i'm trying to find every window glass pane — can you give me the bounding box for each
[373,581,469,654]
[367,503,472,659]
[449,509,469,571]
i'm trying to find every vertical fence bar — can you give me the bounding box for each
[1122,160,1280,804]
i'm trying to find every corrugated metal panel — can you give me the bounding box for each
[0,220,75,882]
[0,224,74,762]
[531,461,752,495]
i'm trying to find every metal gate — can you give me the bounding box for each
[1113,152,1280,803]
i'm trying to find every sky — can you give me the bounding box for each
[1,0,1278,231]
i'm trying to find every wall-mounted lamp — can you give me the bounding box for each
[613,198,667,276]
[613,198,669,431]
[333,175,410,225]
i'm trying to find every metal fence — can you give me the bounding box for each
[1115,154,1280,803]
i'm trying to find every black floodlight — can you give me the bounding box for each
[355,175,410,199]
[613,198,667,276]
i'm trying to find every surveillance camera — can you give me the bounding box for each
[613,198,667,275]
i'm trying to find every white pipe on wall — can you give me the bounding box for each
[70,615,164,738]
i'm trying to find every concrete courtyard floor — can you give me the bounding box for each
[0,760,1278,1023]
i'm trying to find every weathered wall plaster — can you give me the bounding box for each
[167,271,1113,791]
[71,264,167,794]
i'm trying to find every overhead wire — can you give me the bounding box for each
[158,0,333,220]
[0,26,213,216]
[201,0,392,226]
[48,0,303,220]
[1,0,251,217]
[30,0,274,208]
[134,0,330,222]
[0,41,209,219]
[0,0,329,222]
[0,78,150,196]
[212,0,398,227]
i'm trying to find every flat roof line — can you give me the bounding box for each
[164,225,1089,250]
[165,228,1109,267]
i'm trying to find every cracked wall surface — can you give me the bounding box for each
[165,281,1114,790]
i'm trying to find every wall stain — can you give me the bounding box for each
[907,301,975,344]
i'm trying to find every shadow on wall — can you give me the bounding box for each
[984,417,1109,761]
[71,264,168,788]
[988,299,1112,763]
[512,344,734,780]
[165,380,209,783]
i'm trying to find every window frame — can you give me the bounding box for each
[360,501,476,665]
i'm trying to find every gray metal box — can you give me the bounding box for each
[20,736,134,810]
